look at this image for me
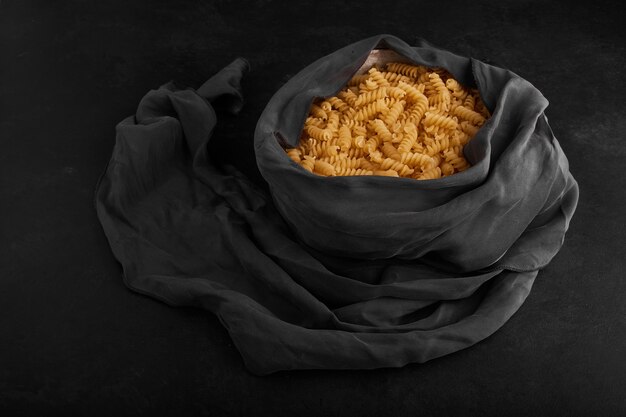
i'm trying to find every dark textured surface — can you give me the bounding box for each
[1,0,624,415]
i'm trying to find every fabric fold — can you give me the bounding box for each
[96,34,578,375]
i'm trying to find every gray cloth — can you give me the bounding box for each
[96,34,578,375]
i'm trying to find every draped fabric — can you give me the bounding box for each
[95,34,578,375]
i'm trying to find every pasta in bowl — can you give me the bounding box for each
[253,34,575,267]
[284,49,490,180]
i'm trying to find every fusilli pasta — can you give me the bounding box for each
[284,60,490,179]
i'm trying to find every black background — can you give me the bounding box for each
[1,0,625,415]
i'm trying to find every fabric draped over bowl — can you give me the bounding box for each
[96,34,579,375]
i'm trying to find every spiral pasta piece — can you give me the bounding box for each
[337,125,352,152]
[381,71,412,84]
[405,94,429,124]
[344,147,365,158]
[385,62,423,78]
[309,140,339,157]
[411,139,425,154]
[460,121,479,136]
[355,87,388,107]
[381,97,404,109]
[425,135,451,156]
[463,94,476,110]
[400,152,436,170]
[359,158,379,171]
[306,125,333,141]
[382,141,401,160]
[418,166,442,180]
[369,119,394,142]
[396,81,425,104]
[301,156,315,172]
[383,100,405,126]
[328,96,351,113]
[428,98,449,114]
[380,158,414,176]
[321,155,360,170]
[352,123,367,138]
[286,148,301,163]
[340,108,358,124]
[444,149,470,171]
[338,89,358,106]
[440,162,455,176]
[397,124,418,153]
[319,101,332,112]
[354,135,366,149]
[327,111,340,133]
[359,79,379,92]
[355,99,386,121]
[453,105,486,126]
[423,112,458,130]
[314,159,336,176]
[364,135,382,154]
[369,150,384,163]
[387,87,407,100]
[305,116,325,128]
[310,104,327,120]
[449,98,463,114]
[417,71,432,88]
[367,67,391,87]
[445,78,466,98]
[428,73,451,101]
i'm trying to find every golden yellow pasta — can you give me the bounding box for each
[285,61,491,180]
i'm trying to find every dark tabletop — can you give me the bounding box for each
[1,0,625,416]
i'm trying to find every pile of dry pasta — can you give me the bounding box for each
[284,62,490,179]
